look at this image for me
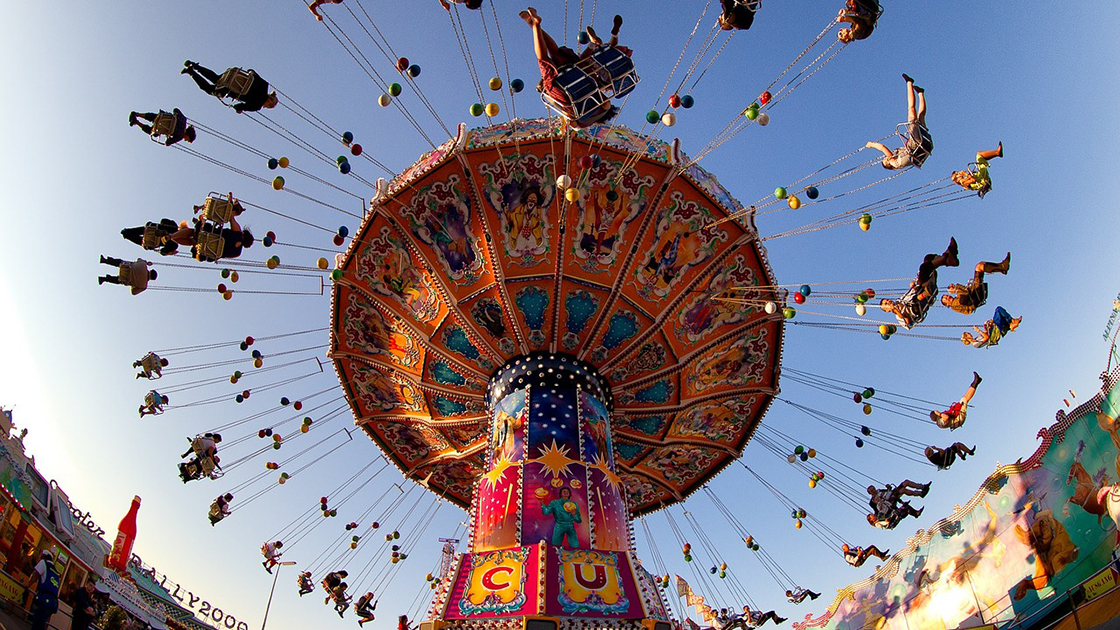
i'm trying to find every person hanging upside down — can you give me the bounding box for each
[837,0,880,43]
[209,493,233,525]
[134,352,169,380]
[521,7,621,126]
[952,143,1003,198]
[138,390,168,417]
[879,237,958,328]
[931,372,982,429]
[323,570,348,599]
[925,443,976,470]
[309,0,343,20]
[718,0,759,31]
[942,255,1010,315]
[261,540,283,573]
[182,61,278,113]
[169,215,255,262]
[355,592,377,626]
[742,606,787,628]
[439,0,482,9]
[121,219,180,256]
[785,587,821,604]
[330,582,351,617]
[129,108,196,145]
[866,74,932,169]
[842,543,890,567]
[297,571,315,596]
[99,256,157,296]
[962,306,1022,348]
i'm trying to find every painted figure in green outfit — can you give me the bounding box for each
[541,487,581,547]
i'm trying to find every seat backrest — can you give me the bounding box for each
[151,112,178,137]
[200,197,234,225]
[196,231,226,261]
[217,68,255,98]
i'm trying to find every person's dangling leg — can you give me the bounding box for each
[979,253,1010,275]
[977,144,1002,161]
[184,67,218,95]
[915,88,927,126]
[192,63,222,83]
[100,255,125,267]
[903,75,917,123]
[608,14,622,46]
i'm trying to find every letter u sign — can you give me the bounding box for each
[573,563,607,590]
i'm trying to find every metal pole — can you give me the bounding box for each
[965,570,985,624]
[261,562,295,630]
[1067,588,1081,630]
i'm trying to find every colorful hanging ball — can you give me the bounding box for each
[856,292,869,303]
[262,236,273,247]
[266,257,279,270]
[272,176,285,190]
[485,102,499,117]
[793,292,805,304]
[865,289,876,299]
[510,78,524,93]
[860,221,872,232]
[230,271,239,283]
[341,131,354,145]
[371,522,380,529]
[683,543,691,553]
[236,394,244,403]
[272,442,281,450]
[853,392,862,403]
[764,301,777,315]
[351,143,362,156]
[392,530,400,539]
[579,156,593,169]
[408,64,421,78]
[681,94,695,108]
[787,454,796,464]
[719,571,727,579]
[303,417,312,425]
[379,94,392,107]
[278,476,287,484]
[339,161,351,174]
[234,368,244,377]
[774,186,787,200]
[564,187,580,202]
[645,110,660,124]
[396,57,409,72]
[254,358,263,368]
[808,448,817,458]
[389,83,402,96]
[799,284,811,297]
[800,452,809,461]
[267,158,279,170]
[300,424,309,434]
[757,113,771,126]
[240,343,248,353]
[245,390,253,399]
[817,471,824,479]
[759,90,772,105]
[278,157,289,168]
[317,257,329,270]
[855,438,864,448]
[809,478,817,489]
[335,153,348,164]
[805,186,819,200]
[350,542,358,550]
[710,567,717,574]
[662,112,676,127]
[217,283,227,294]
[878,324,891,336]
[669,94,681,108]
[338,225,349,238]
[794,445,805,454]
[577,31,590,45]
[556,174,572,189]
[591,154,601,167]
[294,401,303,411]
[280,397,290,406]
[745,106,759,121]
[855,303,867,316]
[331,268,344,281]
[783,307,796,319]
[470,103,483,117]
[488,77,502,91]
[273,434,282,443]
[223,291,233,300]
[333,234,345,247]
[330,509,337,516]
[861,425,871,436]
[684,554,692,563]
[863,403,872,415]
[863,388,875,399]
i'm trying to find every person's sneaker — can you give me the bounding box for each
[930,410,940,423]
[920,483,930,498]
[998,252,1011,274]
[997,141,1004,158]
[972,371,983,388]
[902,73,914,83]
[611,14,623,36]
[775,617,788,625]
[914,507,924,517]
[585,26,602,45]
[128,112,139,127]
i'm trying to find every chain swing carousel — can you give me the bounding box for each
[328,117,783,630]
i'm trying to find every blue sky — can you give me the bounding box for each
[2,2,1120,629]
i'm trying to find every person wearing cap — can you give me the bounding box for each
[29,549,60,630]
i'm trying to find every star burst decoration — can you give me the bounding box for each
[527,439,580,479]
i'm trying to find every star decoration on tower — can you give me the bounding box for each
[589,453,621,488]
[480,453,518,489]
[527,439,580,479]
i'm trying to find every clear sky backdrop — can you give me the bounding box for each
[2,2,1120,630]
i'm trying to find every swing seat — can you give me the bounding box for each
[217,68,255,99]
[578,45,640,99]
[144,390,163,410]
[894,280,938,329]
[735,0,763,10]
[139,352,163,379]
[195,230,226,262]
[149,111,180,142]
[894,121,933,168]
[141,225,164,250]
[540,46,640,126]
[198,195,237,225]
